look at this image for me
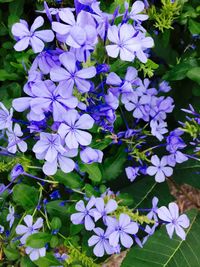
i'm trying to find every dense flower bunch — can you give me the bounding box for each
[0,0,195,265]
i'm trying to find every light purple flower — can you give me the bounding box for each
[42,148,77,175]
[0,103,13,130]
[129,1,149,22]
[30,49,62,75]
[147,197,159,220]
[159,81,171,93]
[106,24,140,62]
[88,227,114,257]
[108,214,139,248]
[121,92,149,120]
[92,197,118,224]
[157,202,190,240]
[13,80,78,122]
[125,166,139,182]
[70,197,96,231]
[147,155,173,183]
[150,120,168,141]
[33,133,66,163]
[12,17,54,53]
[6,206,15,228]
[50,52,96,97]
[80,147,103,164]
[58,109,94,149]
[6,124,27,154]
[25,247,46,261]
[16,215,43,244]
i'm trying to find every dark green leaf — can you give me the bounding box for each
[0,69,18,81]
[122,210,200,267]
[13,184,39,210]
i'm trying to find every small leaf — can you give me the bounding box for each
[189,19,200,34]
[79,163,102,182]
[54,170,83,189]
[26,233,52,248]
[187,67,200,85]
[13,184,39,210]
[4,247,20,261]
[34,253,61,267]
[0,69,18,81]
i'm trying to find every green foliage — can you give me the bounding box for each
[13,184,39,210]
[34,253,61,267]
[148,0,182,32]
[79,163,102,182]
[122,210,200,267]
[54,170,83,188]
[26,233,52,248]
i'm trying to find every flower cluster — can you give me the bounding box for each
[71,193,190,257]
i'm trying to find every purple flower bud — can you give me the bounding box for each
[80,147,103,164]
[11,164,24,181]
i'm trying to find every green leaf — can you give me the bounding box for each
[0,69,18,81]
[34,253,60,267]
[173,159,200,189]
[50,236,59,248]
[122,210,200,267]
[26,233,52,248]
[54,170,83,188]
[164,59,198,81]
[121,176,173,208]
[46,200,69,221]
[51,217,62,230]
[187,67,200,85]
[188,19,200,34]
[13,184,39,210]
[79,163,102,182]
[3,247,20,261]
[20,256,37,267]
[9,0,24,17]
[102,146,127,181]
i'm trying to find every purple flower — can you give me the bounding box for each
[166,129,186,153]
[13,80,78,122]
[31,49,62,74]
[108,214,139,248]
[125,166,139,182]
[0,102,13,130]
[88,227,114,257]
[42,148,77,175]
[25,247,46,261]
[6,206,15,228]
[80,147,103,164]
[157,202,190,240]
[121,92,149,120]
[106,67,139,95]
[147,197,158,220]
[33,133,66,162]
[150,120,168,141]
[147,155,173,183]
[16,215,43,244]
[106,24,140,62]
[11,164,24,181]
[70,197,96,230]
[12,17,54,53]
[6,124,27,154]
[129,1,149,22]
[58,109,94,149]
[92,198,118,224]
[167,151,188,167]
[159,81,171,93]
[50,52,96,97]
